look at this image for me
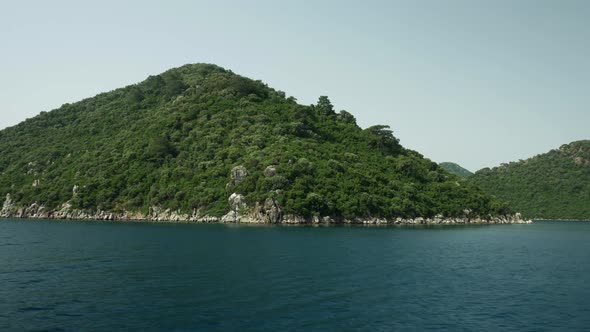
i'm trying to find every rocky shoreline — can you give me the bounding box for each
[534,218,590,222]
[1,193,532,225]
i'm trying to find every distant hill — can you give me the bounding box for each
[439,162,473,178]
[470,141,590,220]
[0,64,514,223]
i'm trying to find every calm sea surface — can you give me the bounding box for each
[1,219,589,331]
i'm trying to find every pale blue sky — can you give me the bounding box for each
[1,0,588,171]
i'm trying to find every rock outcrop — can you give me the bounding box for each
[221,193,248,223]
[263,165,277,177]
[262,198,281,223]
[1,194,15,217]
[227,166,248,187]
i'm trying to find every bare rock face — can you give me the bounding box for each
[229,166,248,186]
[281,214,307,224]
[23,202,47,218]
[262,197,281,223]
[222,193,248,223]
[53,202,73,219]
[221,210,239,223]
[1,194,15,217]
[228,193,246,212]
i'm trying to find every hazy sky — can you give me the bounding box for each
[1,0,588,171]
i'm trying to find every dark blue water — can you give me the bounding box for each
[1,220,589,331]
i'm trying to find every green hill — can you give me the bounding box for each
[0,64,515,223]
[470,140,590,220]
[439,162,473,178]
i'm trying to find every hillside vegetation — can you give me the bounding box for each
[0,64,511,221]
[439,162,473,178]
[471,141,590,220]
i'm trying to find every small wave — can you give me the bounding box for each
[17,306,54,313]
[30,328,65,332]
[55,312,82,318]
[21,278,44,285]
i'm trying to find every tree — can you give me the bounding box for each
[337,110,357,125]
[125,87,144,104]
[144,75,166,95]
[365,125,401,155]
[162,72,188,98]
[147,136,177,162]
[316,96,335,115]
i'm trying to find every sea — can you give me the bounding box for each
[1,219,589,331]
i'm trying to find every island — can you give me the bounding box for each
[0,64,530,225]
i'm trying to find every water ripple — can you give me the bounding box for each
[17,306,54,313]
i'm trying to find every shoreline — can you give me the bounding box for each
[534,218,590,222]
[0,217,534,228]
[1,193,532,225]
[0,207,533,225]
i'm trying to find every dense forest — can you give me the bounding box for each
[470,141,590,220]
[439,162,473,178]
[0,64,511,221]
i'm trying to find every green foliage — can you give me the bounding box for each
[439,162,473,178]
[364,125,401,155]
[337,110,357,126]
[162,72,188,97]
[0,63,510,219]
[316,96,335,116]
[147,136,178,162]
[470,141,590,220]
